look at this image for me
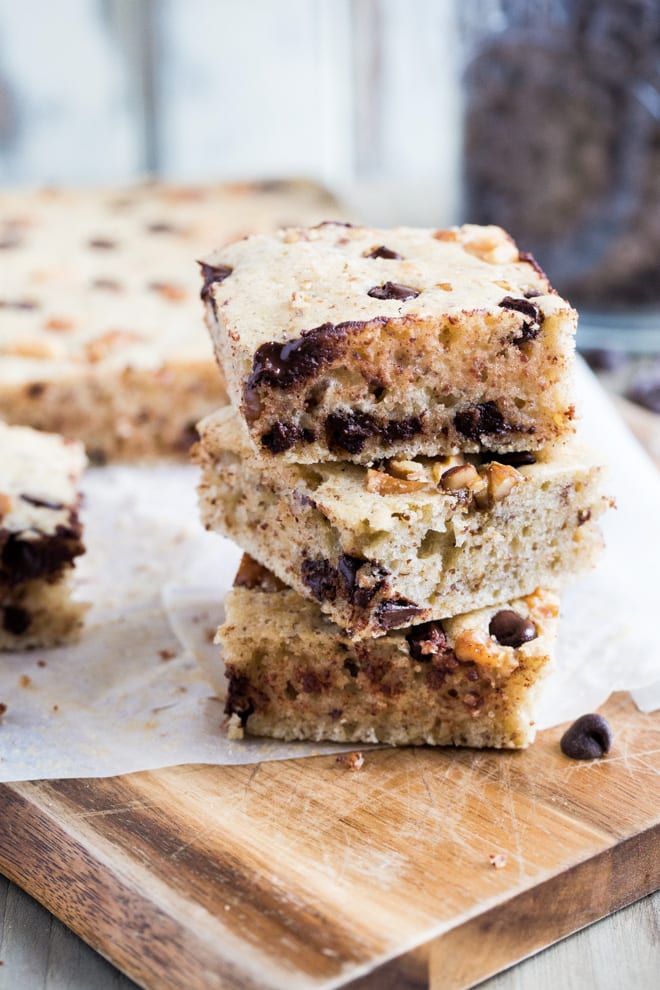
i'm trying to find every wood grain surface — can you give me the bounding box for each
[0,693,658,990]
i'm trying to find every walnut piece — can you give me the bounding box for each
[454,629,518,673]
[366,468,427,495]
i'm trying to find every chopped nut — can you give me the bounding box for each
[433,228,459,242]
[436,282,453,291]
[454,630,517,673]
[158,649,176,661]
[19,674,32,688]
[336,751,364,771]
[148,281,189,302]
[6,339,56,359]
[85,330,145,363]
[523,588,560,620]
[366,468,427,495]
[474,461,522,509]
[388,459,427,483]
[489,853,507,869]
[44,316,76,332]
[461,226,518,265]
[440,463,481,492]
[430,456,463,485]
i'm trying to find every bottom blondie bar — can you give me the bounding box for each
[0,422,86,649]
[219,556,559,749]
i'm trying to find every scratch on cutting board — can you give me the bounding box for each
[68,800,154,821]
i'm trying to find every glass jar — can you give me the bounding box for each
[460,0,660,351]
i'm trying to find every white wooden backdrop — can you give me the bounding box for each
[0,0,462,225]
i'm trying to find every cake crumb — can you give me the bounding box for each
[336,751,364,771]
[226,713,244,740]
[0,702,7,718]
[19,675,32,688]
[36,660,47,668]
[489,853,507,869]
[158,649,176,661]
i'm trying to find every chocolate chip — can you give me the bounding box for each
[518,252,548,281]
[480,450,536,467]
[88,238,116,249]
[302,671,323,694]
[260,422,313,454]
[224,671,255,726]
[499,296,544,342]
[146,222,179,233]
[489,610,537,648]
[382,416,423,443]
[343,659,359,678]
[337,554,364,596]
[0,299,39,310]
[20,494,65,510]
[198,261,233,304]
[0,524,83,584]
[301,558,338,602]
[376,598,424,631]
[366,245,403,260]
[455,402,509,442]
[91,278,122,291]
[26,383,45,398]
[326,410,378,454]
[406,621,452,662]
[2,605,31,635]
[560,713,613,760]
[368,282,420,301]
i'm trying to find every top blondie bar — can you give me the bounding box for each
[200,222,577,464]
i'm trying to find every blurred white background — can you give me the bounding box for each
[0,0,462,225]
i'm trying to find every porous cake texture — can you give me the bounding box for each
[196,407,608,638]
[200,222,577,464]
[219,556,559,749]
[0,422,86,649]
[0,180,340,461]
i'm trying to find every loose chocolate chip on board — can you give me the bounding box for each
[489,610,537,647]
[366,245,403,260]
[368,282,420,301]
[560,713,613,760]
[198,261,233,304]
[498,296,544,341]
[455,402,509,442]
[406,621,453,662]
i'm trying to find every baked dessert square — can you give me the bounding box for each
[195,406,609,639]
[0,422,86,649]
[200,221,577,464]
[219,556,559,749]
[0,179,339,461]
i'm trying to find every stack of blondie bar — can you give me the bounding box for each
[195,222,610,749]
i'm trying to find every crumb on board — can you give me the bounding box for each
[206,627,217,642]
[226,713,244,740]
[37,659,47,668]
[336,751,365,771]
[158,649,177,661]
[0,702,7,718]
[489,853,508,869]
[19,674,32,688]
[52,704,59,712]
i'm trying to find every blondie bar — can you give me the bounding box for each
[200,222,577,463]
[0,180,339,461]
[196,407,609,638]
[219,556,559,749]
[0,422,86,649]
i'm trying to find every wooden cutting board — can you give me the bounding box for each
[0,693,658,990]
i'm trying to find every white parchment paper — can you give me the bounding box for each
[0,361,658,781]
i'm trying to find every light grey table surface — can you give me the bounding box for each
[0,876,658,990]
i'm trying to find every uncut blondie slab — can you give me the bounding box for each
[0,179,339,461]
[0,422,86,649]
[200,221,577,464]
[196,407,609,639]
[219,556,559,749]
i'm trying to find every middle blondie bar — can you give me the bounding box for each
[196,407,609,638]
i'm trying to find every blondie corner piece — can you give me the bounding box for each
[195,407,609,639]
[0,179,339,461]
[0,422,86,649]
[200,222,577,464]
[219,557,559,749]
